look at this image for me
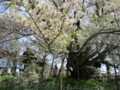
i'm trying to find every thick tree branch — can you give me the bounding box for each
[90,45,119,65]
[79,29,120,52]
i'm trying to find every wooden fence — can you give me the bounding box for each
[0,82,115,90]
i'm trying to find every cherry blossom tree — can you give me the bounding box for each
[0,0,120,79]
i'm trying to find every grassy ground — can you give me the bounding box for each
[0,74,14,82]
[0,75,117,90]
[39,77,116,90]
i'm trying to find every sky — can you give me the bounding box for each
[100,64,119,74]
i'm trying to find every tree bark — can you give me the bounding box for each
[49,55,55,77]
[106,61,110,82]
[41,53,47,78]
[57,53,66,78]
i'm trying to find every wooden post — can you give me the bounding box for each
[60,53,66,90]
[60,58,63,90]
[60,72,63,90]
[114,63,120,90]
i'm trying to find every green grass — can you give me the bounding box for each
[0,75,117,90]
[0,74,14,82]
[39,77,116,90]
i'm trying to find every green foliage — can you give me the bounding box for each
[39,77,116,90]
[39,77,56,83]
[0,74,14,82]
[0,76,117,90]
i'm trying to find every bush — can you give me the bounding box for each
[0,74,14,82]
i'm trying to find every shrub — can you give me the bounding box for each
[0,75,14,82]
